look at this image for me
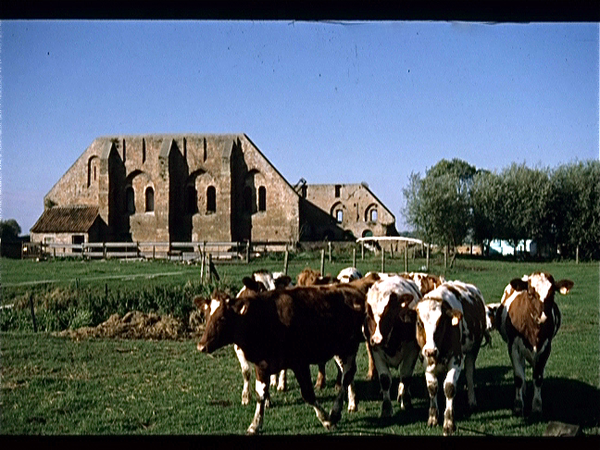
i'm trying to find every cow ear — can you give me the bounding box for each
[510,278,528,291]
[193,295,207,309]
[242,277,262,292]
[275,275,292,289]
[556,279,574,295]
[447,309,463,326]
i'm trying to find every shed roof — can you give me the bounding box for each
[30,206,100,233]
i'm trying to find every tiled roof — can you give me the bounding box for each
[30,206,100,233]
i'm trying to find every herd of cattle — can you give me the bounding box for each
[193,266,574,435]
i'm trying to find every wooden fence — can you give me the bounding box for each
[29,240,295,263]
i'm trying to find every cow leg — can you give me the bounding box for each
[234,344,252,405]
[330,353,357,424]
[366,342,378,380]
[442,360,461,436]
[424,365,439,427]
[334,355,357,412]
[509,341,527,416]
[315,362,327,390]
[464,351,478,410]
[396,343,420,410]
[247,375,270,435]
[293,365,332,429]
[532,342,551,416]
[372,349,394,418]
[277,369,287,392]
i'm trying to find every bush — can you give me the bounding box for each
[0,278,237,333]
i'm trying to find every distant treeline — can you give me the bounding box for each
[403,159,600,260]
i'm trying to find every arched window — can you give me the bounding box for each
[369,208,378,222]
[186,185,198,214]
[243,186,253,214]
[258,186,266,212]
[336,209,343,223]
[207,186,216,213]
[126,187,135,214]
[145,187,154,212]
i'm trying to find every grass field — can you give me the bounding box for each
[1,255,599,436]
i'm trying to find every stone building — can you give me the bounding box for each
[30,133,397,247]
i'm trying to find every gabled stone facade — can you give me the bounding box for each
[31,133,397,245]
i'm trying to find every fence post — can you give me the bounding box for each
[283,248,289,275]
[246,240,251,264]
[426,243,430,271]
[320,249,325,275]
[361,241,365,260]
[352,248,356,268]
[404,245,408,272]
[328,241,332,263]
[381,249,385,273]
[207,253,213,282]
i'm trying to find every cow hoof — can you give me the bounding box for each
[513,401,524,417]
[347,403,358,413]
[427,416,438,427]
[246,426,260,435]
[381,400,393,418]
[443,422,455,436]
[329,410,342,425]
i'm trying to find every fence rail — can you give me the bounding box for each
[26,240,299,262]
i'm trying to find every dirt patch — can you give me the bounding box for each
[55,310,205,341]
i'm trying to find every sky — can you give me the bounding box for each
[1,20,598,234]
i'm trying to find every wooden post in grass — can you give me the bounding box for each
[404,245,408,272]
[320,249,325,275]
[381,249,385,273]
[283,248,289,275]
[328,241,332,263]
[29,294,38,332]
[352,248,356,268]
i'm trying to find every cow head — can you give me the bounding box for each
[509,272,574,325]
[400,272,446,295]
[365,278,417,347]
[195,290,250,354]
[337,267,363,283]
[414,297,463,365]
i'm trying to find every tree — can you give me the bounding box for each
[496,163,550,254]
[402,159,475,267]
[470,169,503,255]
[0,219,22,242]
[548,161,600,259]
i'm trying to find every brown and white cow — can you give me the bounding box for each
[364,271,445,380]
[195,283,367,435]
[408,280,488,435]
[234,270,293,406]
[363,275,422,418]
[492,272,574,417]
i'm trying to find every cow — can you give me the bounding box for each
[492,272,574,417]
[363,275,422,418]
[406,280,488,435]
[195,283,368,435]
[364,271,445,381]
[295,267,361,391]
[234,270,292,406]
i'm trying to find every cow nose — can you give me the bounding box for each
[424,347,438,359]
[370,335,382,346]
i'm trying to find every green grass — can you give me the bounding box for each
[1,255,599,435]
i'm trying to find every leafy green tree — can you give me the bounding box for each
[496,163,550,253]
[0,219,22,242]
[470,169,503,255]
[402,159,475,266]
[548,160,600,259]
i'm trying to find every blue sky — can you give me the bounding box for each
[1,20,598,233]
